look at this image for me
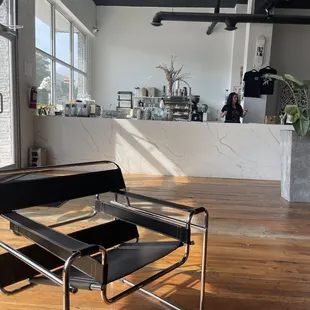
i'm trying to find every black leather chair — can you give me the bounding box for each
[0,161,208,310]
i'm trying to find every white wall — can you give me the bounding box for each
[92,6,235,119]
[229,4,247,91]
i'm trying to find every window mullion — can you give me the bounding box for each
[51,3,56,105]
[84,35,88,94]
[70,22,74,101]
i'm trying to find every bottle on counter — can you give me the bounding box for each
[141,87,148,97]
[65,104,71,117]
[134,87,141,97]
[76,100,83,117]
[71,104,77,117]
[183,87,187,97]
[159,98,165,109]
[137,108,144,120]
[144,108,152,120]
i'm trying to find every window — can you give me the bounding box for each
[35,0,87,109]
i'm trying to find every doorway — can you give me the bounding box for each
[0,0,19,169]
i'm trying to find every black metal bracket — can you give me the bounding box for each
[207,0,220,35]
[256,0,285,15]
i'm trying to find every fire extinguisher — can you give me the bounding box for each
[30,86,38,109]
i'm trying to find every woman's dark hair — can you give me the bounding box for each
[226,92,239,120]
[227,92,239,107]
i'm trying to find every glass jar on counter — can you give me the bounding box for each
[65,104,71,117]
[136,108,144,120]
[70,104,77,117]
[144,108,152,120]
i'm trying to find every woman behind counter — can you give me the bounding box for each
[220,92,248,123]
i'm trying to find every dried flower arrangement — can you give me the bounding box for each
[157,56,191,96]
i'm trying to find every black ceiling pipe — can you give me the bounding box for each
[151,11,310,27]
[206,0,221,35]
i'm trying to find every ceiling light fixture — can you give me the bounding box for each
[224,19,238,31]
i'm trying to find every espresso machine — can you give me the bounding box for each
[191,95,208,122]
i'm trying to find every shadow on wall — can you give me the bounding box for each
[114,120,185,177]
[36,118,183,186]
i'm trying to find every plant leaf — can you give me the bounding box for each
[284,74,305,87]
[264,74,285,82]
[292,113,300,123]
[302,108,309,119]
[293,116,309,137]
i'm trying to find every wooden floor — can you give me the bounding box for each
[1,175,310,310]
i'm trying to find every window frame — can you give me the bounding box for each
[0,0,21,169]
[35,0,88,105]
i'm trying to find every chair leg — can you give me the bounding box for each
[121,278,184,310]
[62,252,80,310]
[199,211,209,310]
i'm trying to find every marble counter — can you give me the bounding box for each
[34,117,291,180]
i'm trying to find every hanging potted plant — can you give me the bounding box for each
[265,73,310,202]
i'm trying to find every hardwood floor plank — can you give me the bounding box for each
[0,175,310,309]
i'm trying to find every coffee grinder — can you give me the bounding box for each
[191,95,203,122]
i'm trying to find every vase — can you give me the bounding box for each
[168,80,174,97]
[167,87,173,97]
[281,129,310,202]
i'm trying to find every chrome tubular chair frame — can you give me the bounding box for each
[102,192,209,310]
[0,161,209,310]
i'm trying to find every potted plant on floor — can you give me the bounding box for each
[265,73,310,202]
